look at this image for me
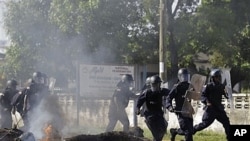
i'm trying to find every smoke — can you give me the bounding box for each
[27,95,65,139]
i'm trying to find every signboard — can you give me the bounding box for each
[79,64,134,98]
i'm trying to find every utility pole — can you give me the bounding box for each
[159,0,166,81]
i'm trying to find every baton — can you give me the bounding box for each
[174,110,190,114]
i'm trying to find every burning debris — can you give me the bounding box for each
[0,128,23,141]
[64,131,150,141]
[0,128,35,141]
[63,126,149,141]
[40,123,61,141]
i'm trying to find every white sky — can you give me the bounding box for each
[0,0,7,40]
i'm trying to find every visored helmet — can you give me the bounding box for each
[150,75,162,84]
[32,71,44,84]
[150,75,162,92]
[121,74,134,83]
[178,68,190,82]
[145,77,151,86]
[210,69,222,83]
[33,71,42,79]
[6,79,18,88]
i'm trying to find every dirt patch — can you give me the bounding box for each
[64,131,151,141]
[0,126,151,141]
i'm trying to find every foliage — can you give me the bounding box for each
[2,0,250,89]
[1,0,163,84]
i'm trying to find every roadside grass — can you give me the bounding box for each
[143,129,227,141]
[62,126,227,141]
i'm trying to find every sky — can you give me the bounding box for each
[0,0,7,40]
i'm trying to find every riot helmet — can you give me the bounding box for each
[150,75,162,92]
[120,74,134,89]
[145,77,151,87]
[210,69,222,84]
[32,71,44,84]
[121,74,134,83]
[6,79,18,89]
[178,68,190,82]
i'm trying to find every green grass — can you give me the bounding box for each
[143,129,227,141]
[63,125,227,141]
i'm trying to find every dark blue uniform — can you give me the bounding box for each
[106,81,135,132]
[166,81,194,141]
[0,87,18,128]
[136,88,169,141]
[193,82,230,141]
[11,80,49,131]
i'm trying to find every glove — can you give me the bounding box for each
[168,106,174,113]
[11,107,16,114]
[136,108,141,115]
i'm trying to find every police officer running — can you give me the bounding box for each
[11,71,49,131]
[138,76,151,117]
[136,75,169,141]
[0,79,19,128]
[193,69,231,141]
[106,74,136,133]
[166,68,194,141]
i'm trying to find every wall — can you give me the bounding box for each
[57,93,250,133]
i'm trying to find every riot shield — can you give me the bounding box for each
[179,98,195,118]
[221,69,233,109]
[49,77,56,94]
[185,74,207,100]
[181,74,207,117]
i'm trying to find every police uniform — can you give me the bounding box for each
[0,83,18,128]
[106,74,135,132]
[166,81,194,141]
[136,76,169,141]
[193,69,230,141]
[193,81,230,140]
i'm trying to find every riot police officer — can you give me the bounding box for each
[23,71,49,113]
[0,79,19,128]
[141,76,151,92]
[106,74,136,132]
[193,69,230,141]
[138,76,151,117]
[136,75,169,141]
[166,68,194,141]
[12,71,49,131]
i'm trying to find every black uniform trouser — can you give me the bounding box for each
[193,106,230,141]
[0,110,12,128]
[106,109,129,132]
[176,114,194,141]
[145,114,167,141]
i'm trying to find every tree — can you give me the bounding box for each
[2,0,162,85]
[2,0,70,87]
[179,0,250,89]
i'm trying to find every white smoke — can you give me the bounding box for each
[27,95,65,140]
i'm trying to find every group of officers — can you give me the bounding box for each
[0,69,231,141]
[106,68,231,141]
[0,71,49,132]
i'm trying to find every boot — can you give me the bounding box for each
[170,128,177,141]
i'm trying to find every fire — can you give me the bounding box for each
[40,123,61,141]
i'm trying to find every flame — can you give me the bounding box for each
[40,123,61,141]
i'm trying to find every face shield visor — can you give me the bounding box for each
[178,73,190,82]
[33,76,44,84]
[211,75,222,84]
[150,83,161,92]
